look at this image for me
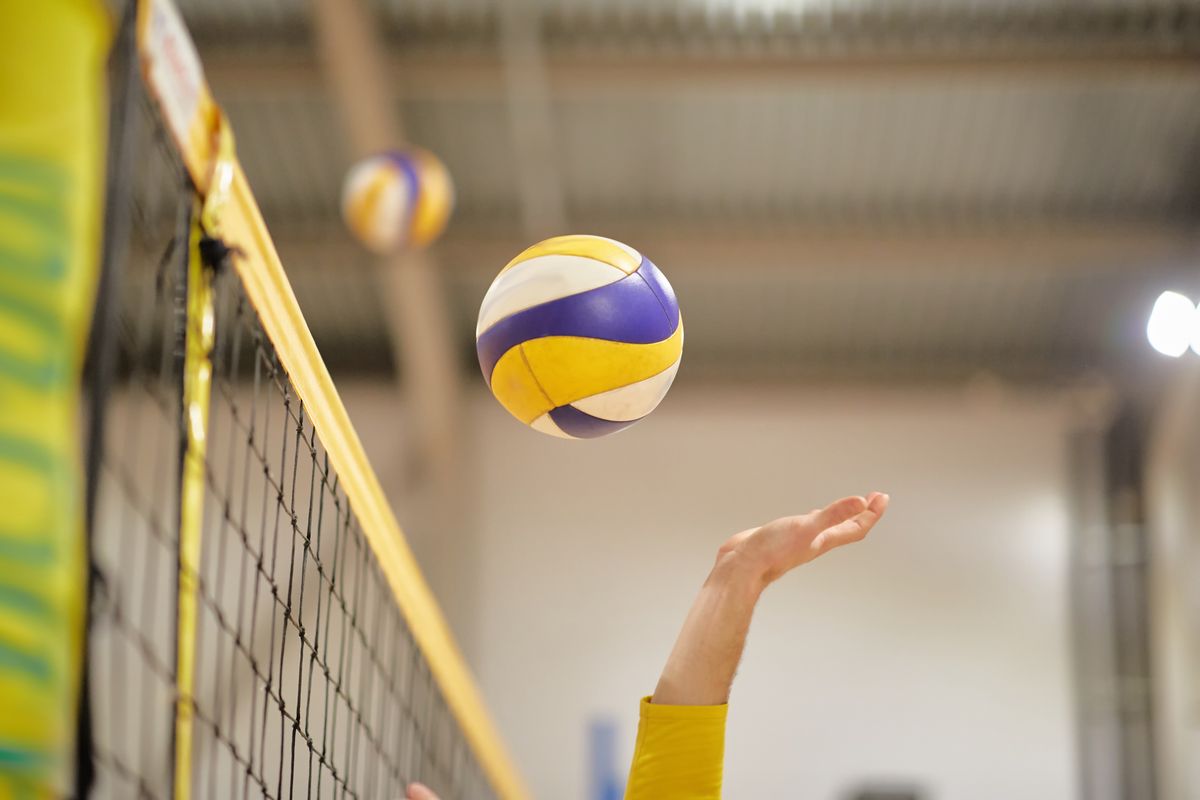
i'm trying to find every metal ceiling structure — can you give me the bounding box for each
[148,0,1200,385]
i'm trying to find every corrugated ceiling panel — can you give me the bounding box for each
[554,75,1200,222]
[176,0,1200,42]
[203,74,1200,226]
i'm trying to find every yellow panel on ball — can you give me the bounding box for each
[476,234,683,439]
[408,148,454,247]
[490,346,555,424]
[523,326,683,408]
[500,234,643,276]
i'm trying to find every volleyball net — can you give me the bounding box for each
[85,2,526,797]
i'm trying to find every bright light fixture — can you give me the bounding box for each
[1193,301,1200,357]
[1147,290,1196,358]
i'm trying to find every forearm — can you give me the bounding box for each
[652,553,765,706]
[625,493,887,800]
[625,552,764,799]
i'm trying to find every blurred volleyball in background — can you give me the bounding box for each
[340,148,454,253]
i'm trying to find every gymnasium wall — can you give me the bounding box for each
[1146,365,1200,800]
[445,384,1083,800]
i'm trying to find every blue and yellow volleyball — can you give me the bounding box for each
[340,148,455,253]
[476,235,684,439]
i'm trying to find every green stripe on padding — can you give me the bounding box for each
[0,584,55,621]
[0,638,53,685]
[0,535,55,566]
[0,743,52,770]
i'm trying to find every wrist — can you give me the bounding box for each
[709,548,769,597]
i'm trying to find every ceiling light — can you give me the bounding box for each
[1147,290,1195,358]
[1192,301,1200,357]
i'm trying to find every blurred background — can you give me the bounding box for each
[164,1,1200,798]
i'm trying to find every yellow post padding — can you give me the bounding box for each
[0,1,109,795]
[501,233,643,275]
[491,322,685,424]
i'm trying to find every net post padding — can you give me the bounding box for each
[133,1,530,797]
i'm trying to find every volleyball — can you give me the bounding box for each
[340,148,454,253]
[476,235,683,439]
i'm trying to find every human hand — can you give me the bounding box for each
[406,783,439,800]
[717,492,889,589]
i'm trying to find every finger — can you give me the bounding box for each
[812,495,867,530]
[814,492,889,552]
[407,783,440,800]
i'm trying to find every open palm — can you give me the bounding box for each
[719,492,889,586]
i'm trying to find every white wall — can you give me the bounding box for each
[467,385,1081,800]
[1147,365,1200,800]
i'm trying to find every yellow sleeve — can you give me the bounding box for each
[624,696,727,800]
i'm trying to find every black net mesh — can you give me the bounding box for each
[87,42,497,800]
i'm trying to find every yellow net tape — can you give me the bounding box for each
[172,112,233,800]
[173,198,211,800]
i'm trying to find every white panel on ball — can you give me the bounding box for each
[530,413,574,439]
[476,255,628,336]
[570,358,681,422]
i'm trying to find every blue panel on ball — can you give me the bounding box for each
[549,404,642,438]
[383,150,420,230]
[635,256,680,324]
[476,269,679,383]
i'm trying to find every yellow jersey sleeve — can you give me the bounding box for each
[624,696,727,800]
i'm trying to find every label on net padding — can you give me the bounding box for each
[137,0,219,191]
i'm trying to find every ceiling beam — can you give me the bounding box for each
[263,220,1199,276]
[309,0,463,487]
[205,49,1200,99]
[497,0,567,239]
